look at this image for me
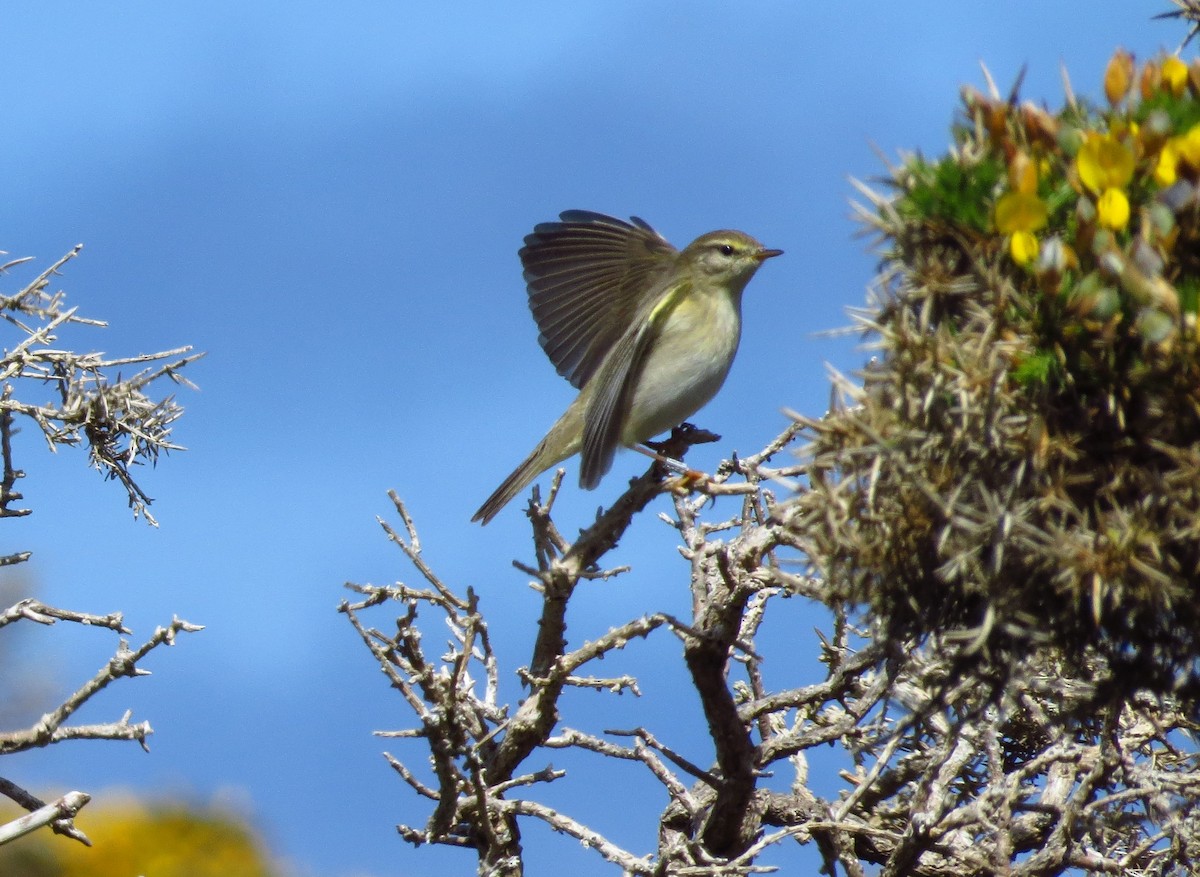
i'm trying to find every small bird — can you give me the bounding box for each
[472,210,781,525]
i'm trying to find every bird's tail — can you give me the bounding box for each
[471,441,553,525]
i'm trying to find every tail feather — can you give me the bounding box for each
[471,442,552,525]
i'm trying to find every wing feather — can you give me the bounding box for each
[577,279,692,488]
[522,211,677,390]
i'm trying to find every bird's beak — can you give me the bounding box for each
[756,248,784,261]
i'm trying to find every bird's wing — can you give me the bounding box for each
[577,278,692,489]
[522,210,678,390]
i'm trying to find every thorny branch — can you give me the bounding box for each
[0,783,91,846]
[0,246,203,526]
[0,248,203,846]
[347,414,1199,877]
[0,616,204,757]
[0,612,202,846]
[343,13,1200,871]
[343,424,814,875]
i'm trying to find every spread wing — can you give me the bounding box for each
[577,279,692,489]
[522,210,678,390]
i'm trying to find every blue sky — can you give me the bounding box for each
[0,3,1184,875]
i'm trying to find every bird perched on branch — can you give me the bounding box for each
[473,210,781,525]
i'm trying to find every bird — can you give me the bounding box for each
[472,210,781,525]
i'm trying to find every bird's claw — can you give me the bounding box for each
[663,468,710,495]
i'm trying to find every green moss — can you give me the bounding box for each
[1137,89,1200,133]
[898,154,1004,232]
[1010,349,1059,386]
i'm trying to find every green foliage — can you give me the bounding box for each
[1180,275,1200,314]
[896,153,1004,232]
[792,51,1200,705]
[1138,87,1200,132]
[1009,349,1057,385]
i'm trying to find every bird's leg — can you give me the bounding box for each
[637,423,722,491]
[632,441,691,474]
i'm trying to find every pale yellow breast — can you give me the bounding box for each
[622,288,742,445]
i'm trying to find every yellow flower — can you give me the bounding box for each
[995,191,1048,234]
[1097,187,1130,230]
[1162,55,1189,96]
[1007,149,1039,194]
[1009,230,1040,266]
[996,157,1049,267]
[995,188,1048,267]
[1179,122,1200,170]
[1153,123,1200,186]
[1076,132,1135,194]
[1104,49,1135,105]
[1155,139,1180,187]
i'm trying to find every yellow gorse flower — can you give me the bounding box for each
[1179,122,1200,170]
[1162,55,1189,96]
[995,172,1049,266]
[1009,230,1041,266]
[996,150,1050,267]
[1104,49,1135,105]
[1076,132,1135,193]
[995,191,1049,234]
[1075,131,1136,234]
[1155,122,1200,187]
[1155,138,1181,187]
[1097,187,1131,230]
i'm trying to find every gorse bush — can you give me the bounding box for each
[791,50,1200,701]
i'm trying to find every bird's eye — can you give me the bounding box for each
[718,244,735,256]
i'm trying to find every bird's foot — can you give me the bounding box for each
[636,423,721,489]
[663,468,711,495]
